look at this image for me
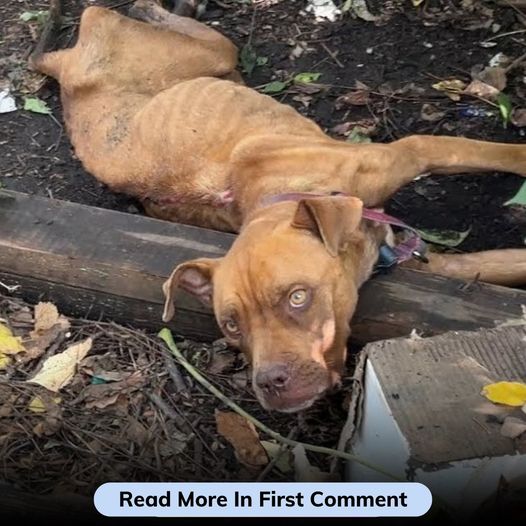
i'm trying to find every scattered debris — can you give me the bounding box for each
[305,0,341,23]
[23,96,52,115]
[19,10,49,25]
[420,104,446,122]
[511,108,526,128]
[0,88,17,114]
[292,444,338,482]
[79,370,145,410]
[416,227,471,248]
[500,416,526,439]
[335,82,371,108]
[261,440,293,474]
[341,0,378,22]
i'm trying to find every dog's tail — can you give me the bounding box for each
[28,0,65,79]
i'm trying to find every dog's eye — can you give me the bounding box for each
[223,318,240,337]
[289,288,308,308]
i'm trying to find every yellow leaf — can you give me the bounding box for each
[0,354,11,370]
[0,323,25,354]
[27,338,92,392]
[412,0,425,5]
[482,381,526,407]
[29,395,61,413]
[28,396,46,413]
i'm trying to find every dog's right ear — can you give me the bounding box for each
[162,258,220,322]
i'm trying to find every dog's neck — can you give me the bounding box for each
[240,200,387,289]
[230,134,364,219]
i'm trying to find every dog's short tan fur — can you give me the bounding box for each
[33,1,526,411]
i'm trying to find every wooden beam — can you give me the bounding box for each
[1,190,525,344]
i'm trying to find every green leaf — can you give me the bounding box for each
[497,93,512,127]
[261,80,288,94]
[345,127,372,144]
[256,56,268,66]
[20,10,49,25]
[416,227,471,248]
[294,72,322,84]
[504,180,526,207]
[23,97,52,115]
[240,44,257,76]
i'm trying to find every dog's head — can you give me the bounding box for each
[162,196,381,412]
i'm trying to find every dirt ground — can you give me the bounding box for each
[1,0,525,252]
[0,0,526,500]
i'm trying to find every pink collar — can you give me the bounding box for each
[260,191,427,264]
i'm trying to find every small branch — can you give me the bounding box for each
[0,281,20,293]
[505,51,526,73]
[159,328,400,480]
[256,427,297,482]
[29,0,63,66]
[321,42,344,69]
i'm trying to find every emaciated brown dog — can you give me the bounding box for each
[32,0,526,412]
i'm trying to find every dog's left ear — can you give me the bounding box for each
[291,196,363,257]
[162,257,220,322]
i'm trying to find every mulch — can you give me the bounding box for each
[0,292,354,495]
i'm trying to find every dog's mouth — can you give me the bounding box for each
[254,378,332,413]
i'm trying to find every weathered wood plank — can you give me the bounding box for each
[1,190,525,343]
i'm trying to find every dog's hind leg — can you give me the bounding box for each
[129,0,223,42]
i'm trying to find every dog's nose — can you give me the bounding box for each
[255,364,290,392]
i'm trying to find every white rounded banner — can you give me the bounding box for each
[94,482,432,517]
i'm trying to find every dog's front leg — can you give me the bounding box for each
[357,136,526,205]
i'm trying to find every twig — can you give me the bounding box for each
[321,42,344,69]
[163,352,189,394]
[505,51,526,73]
[29,0,62,67]
[148,391,189,430]
[256,427,297,482]
[159,328,400,480]
[0,281,20,293]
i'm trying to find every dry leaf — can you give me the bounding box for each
[420,104,446,122]
[500,416,526,439]
[511,109,526,128]
[28,338,93,392]
[0,323,25,369]
[335,86,370,108]
[432,79,467,101]
[261,440,293,473]
[0,323,25,354]
[207,352,236,375]
[482,381,526,407]
[21,302,70,364]
[29,395,61,413]
[31,302,70,337]
[215,410,268,467]
[33,302,60,333]
[476,66,507,92]
[464,79,500,100]
[80,370,145,410]
[292,444,338,482]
